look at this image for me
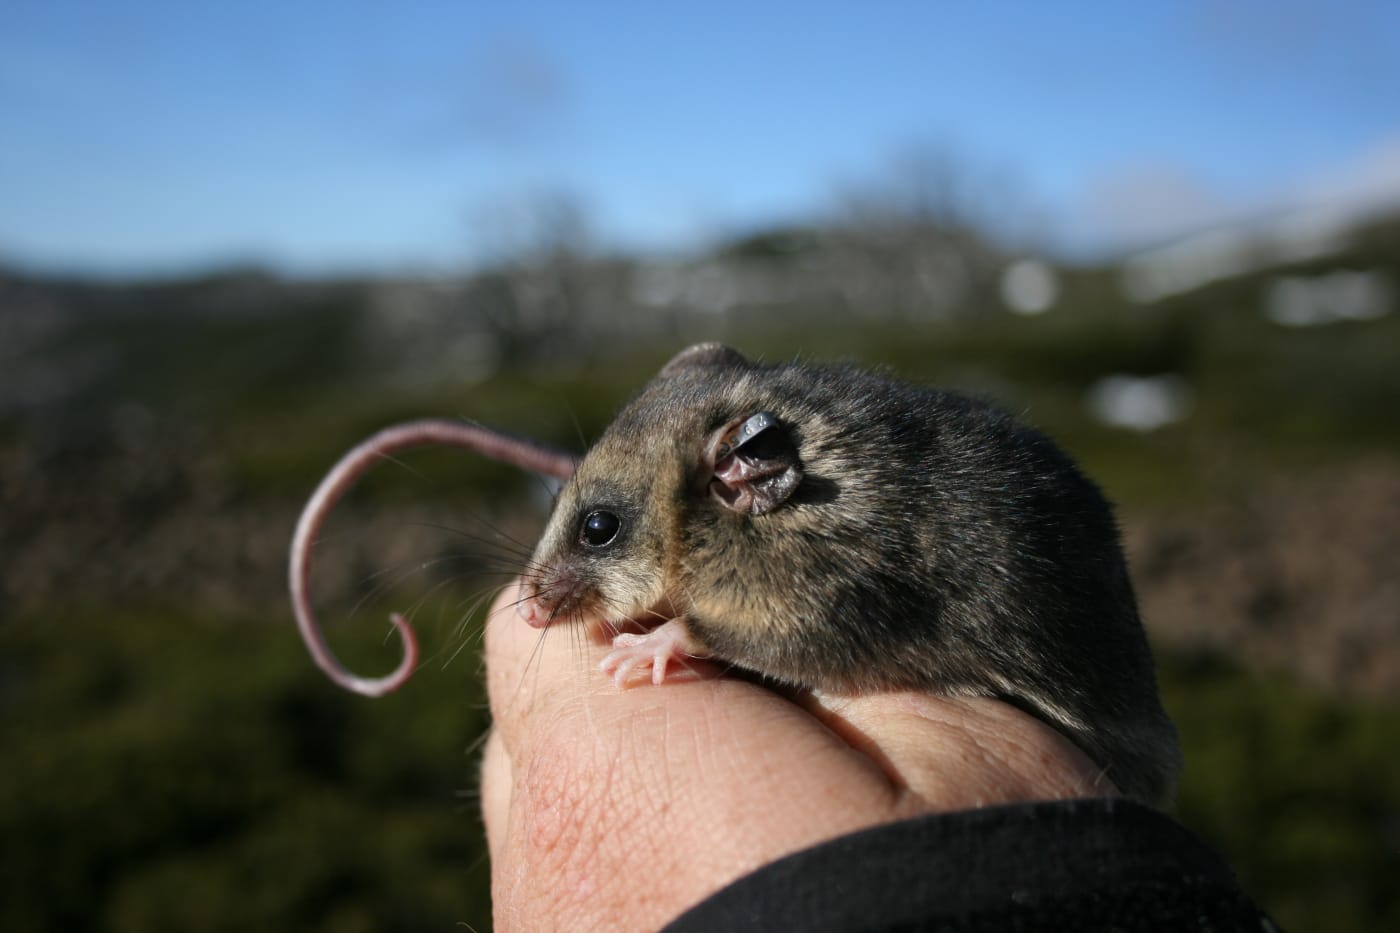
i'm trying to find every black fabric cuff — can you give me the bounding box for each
[664,797,1273,932]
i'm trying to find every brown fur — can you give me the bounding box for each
[522,345,1182,806]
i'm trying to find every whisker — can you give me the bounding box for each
[345,555,458,625]
[461,724,495,759]
[518,621,553,694]
[375,449,427,481]
[401,519,539,559]
[565,402,589,452]
[442,583,513,662]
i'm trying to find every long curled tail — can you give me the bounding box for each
[289,419,577,696]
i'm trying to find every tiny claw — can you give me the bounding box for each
[605,654,638,688]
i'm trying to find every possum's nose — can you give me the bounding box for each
[517,597,551,628]
[516,564,587,628]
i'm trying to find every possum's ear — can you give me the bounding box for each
[704,412,802,516]
[660,342,749,376]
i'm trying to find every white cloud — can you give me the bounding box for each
[1074,165,1242,251]
[1296,136,1400,216]
[1066,134,1400,255]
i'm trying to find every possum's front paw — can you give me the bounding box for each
[600,619,707,687]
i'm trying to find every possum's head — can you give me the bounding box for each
[516,344,803,629]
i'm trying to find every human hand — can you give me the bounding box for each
[480,581,1115,932]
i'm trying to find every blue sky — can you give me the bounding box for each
[3,1,1399,277]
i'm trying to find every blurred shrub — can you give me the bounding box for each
[1161,649,1400,931]
[0,607,493,932]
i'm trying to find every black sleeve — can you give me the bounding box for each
[663,797,1276,932]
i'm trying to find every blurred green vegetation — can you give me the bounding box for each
[1,604,494,932]
[1162,651,1400,931]
[5,611,1397,930]
[3,228,1398,929]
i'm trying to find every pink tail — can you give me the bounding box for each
[289,419,576,696]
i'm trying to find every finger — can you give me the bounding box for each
[484,673,920,932]
[808,691,1117,809]
[480,727,511,869]
[480,582,914,928]
[483,580,721,749]
[483,579,606,749]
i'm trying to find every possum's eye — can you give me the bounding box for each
[579,510,622,548]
